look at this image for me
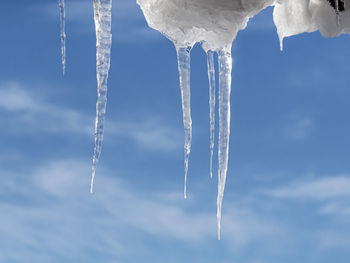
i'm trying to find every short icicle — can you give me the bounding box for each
[207,50,216,179]
[176,45,193,199]
[58,0,66,75]
[91,0,113,193]
[335,0,340,25]
[217,47,233,240]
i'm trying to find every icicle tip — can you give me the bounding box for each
[90,166,96,194]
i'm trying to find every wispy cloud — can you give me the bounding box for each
[0,82,182,152]
[261,175,350,200]
[285,114,313,140]
[260,174,350,228]
[0,158,287,262]
[0,82,93,135]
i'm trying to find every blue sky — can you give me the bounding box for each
[1,0,350,262]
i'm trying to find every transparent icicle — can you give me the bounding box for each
[58,0,66,75]
[91,0,112,193]
[217,48,232,240]
[176,46,193,199]
[207,50,216,179]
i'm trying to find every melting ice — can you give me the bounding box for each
[137,0,350,239]
[137,0,274,239]
[176,46,193,199]
[91,0,113,193]
[207,50,216,179]
[57,0,350,239]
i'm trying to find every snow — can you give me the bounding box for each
[274,0,350,50]
[137,0,274,51]
[91,0,113,193]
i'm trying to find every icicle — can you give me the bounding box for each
[279,38,284,52]
[58,0,66,75]
[207,50,216,179]
[217,47,232,240]
[335,0,340,25]
[176,45,193,199]
[91,0,112,193]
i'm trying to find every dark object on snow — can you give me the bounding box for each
[327,0,346,12]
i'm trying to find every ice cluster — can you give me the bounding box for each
[57,0,350,240]
[136,0,350,239]
[274,0,350,49]
[138,0,350,51]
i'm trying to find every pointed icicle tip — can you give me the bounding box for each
[91,0,112,192]
[90,166,96,194]
[175,44,193,200]
[279,37,284,51]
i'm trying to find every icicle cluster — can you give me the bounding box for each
[56,0,350,240]
[136,0,350,239]
[137,0,273,239]
[91,0,113,193]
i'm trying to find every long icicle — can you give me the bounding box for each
[58,0,66,75]
[217,47,232,240]
[91,0,112,193]
[176,46,192,199]
[207,50,216,179]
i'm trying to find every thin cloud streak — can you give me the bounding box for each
[0,82,182,152]
[261,175,350,200]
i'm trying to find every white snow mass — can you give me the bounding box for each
[274,0,350,50]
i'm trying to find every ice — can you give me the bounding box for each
[217,47,232,240]
[137,0,273,237]
[136,0,274,238]
[58,0,66,75]
[335,0,340,25]
[207,50,216,179]
[137,0,274,51]
[91,0,112,193]
[273,0,350,50]
[47,0,350,241]
[176,46,193,199]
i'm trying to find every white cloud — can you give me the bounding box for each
[285,114,313,140]
[262,175,350,200]
[0,158,287,262]
[0,82,182,152]
[0,82,92,135]
[319,201,350,216]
